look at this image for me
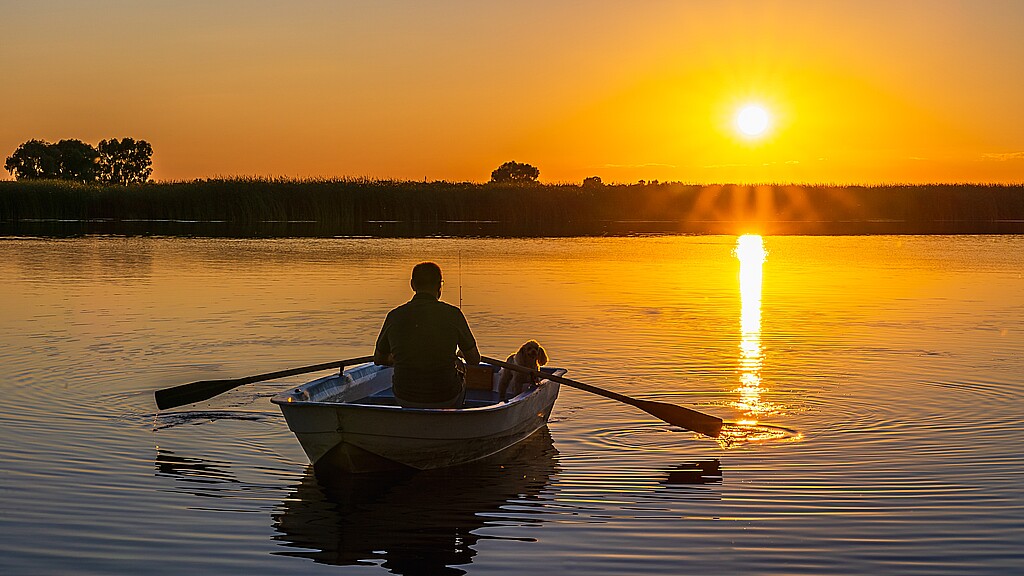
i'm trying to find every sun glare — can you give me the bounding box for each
[735,104,771,138]
[734,234,769,419]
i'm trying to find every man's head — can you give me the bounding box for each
[411,262,443,296]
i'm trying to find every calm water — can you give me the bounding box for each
[1,235,1022,575]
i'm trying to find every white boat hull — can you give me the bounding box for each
[272,364,562,473]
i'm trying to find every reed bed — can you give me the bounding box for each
[1,178,1022,236]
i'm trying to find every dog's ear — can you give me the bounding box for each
[537,344,548,366]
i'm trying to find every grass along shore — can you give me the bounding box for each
[1,178,1022,236]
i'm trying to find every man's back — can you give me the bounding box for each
[375,292,476,404]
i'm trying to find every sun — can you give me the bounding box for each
[735,104,771,138]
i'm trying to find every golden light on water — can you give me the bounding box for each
[734,234,768,419]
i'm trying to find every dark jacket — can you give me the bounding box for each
[374,293,477,403]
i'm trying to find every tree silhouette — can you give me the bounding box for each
[582,176,603,187]
[5,138,153,184]
[98,138,153,184]
[489,161,539,184]
[4,139,99,182]
[53,140,100,182]
[4,140,58,179]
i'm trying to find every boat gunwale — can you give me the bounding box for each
[270,364,565,414]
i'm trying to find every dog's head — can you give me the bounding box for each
[518,340,548,366]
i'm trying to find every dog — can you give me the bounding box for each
[498,340,548,400]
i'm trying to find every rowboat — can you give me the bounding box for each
[271,362,564,473]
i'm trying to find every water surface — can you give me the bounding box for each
[1,235,1021,574]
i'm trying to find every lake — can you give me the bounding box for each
[1,235,1021,575]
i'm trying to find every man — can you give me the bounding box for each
[374,262,481,408]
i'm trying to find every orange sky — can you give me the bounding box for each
[2,1,1022,184]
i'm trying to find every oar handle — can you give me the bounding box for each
[221,356,375,387]
[154,355,374,410]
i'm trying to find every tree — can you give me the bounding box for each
[98,138,153,184]
[5,140,60,180]
[582,176,603,187]
[52,139,100,182]
[4,139,98,182]
[489,161,539,184]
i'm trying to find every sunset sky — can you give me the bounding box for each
[2,0,1023,184]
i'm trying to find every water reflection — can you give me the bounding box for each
[154,448,238,486]
[153,448,246,501]
[662,459,722,486]
[272,429,560,575]
[734,235,768,420]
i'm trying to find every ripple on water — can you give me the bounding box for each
[3,236,1024,575]
[586,423,698,453]
[715,421,803,447]
[151,410,277,431]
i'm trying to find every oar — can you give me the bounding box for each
[482,355,723,438]
[154,356,374,410]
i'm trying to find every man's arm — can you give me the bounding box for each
[455,308,480,365]
[373,315,394,366]
[460,344,481,366]
[374,350,395,366]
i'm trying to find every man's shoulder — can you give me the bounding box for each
[419,299,466,322]
[436,300,462,313]
[383,301,415,322]
[441,301,472,323]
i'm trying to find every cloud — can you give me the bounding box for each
[982,152,1024,161]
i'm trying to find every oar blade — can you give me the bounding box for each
[481,354,723,438]
[153,356,374,411]
[635,399,723,438]
[154,379,240,411]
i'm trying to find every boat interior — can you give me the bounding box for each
[283,362,558,409]
[353,387,504,408]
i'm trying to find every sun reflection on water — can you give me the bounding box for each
[733,235,770,419]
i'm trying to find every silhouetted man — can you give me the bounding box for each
[374,262,480,408]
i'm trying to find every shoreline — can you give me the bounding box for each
[3,179,1023,236]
